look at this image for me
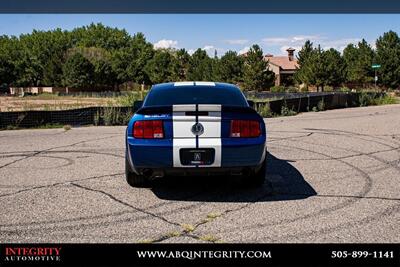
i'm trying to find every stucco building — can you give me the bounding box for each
[264,47,298,86]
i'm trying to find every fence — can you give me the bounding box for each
[0,92,386,129]
[254,92,384,114]
[245,91,351,100]
[0,106,135,129]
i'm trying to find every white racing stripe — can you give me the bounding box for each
[195,81,216,86]
[173,138,197,168]
[198,104,221,167]
[197,138,221,167]
[173,105,196,167]
[174,81,195,86]
[172,104,222,167]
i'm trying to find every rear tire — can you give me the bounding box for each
[125,152,149,188]
[249,156,267,187]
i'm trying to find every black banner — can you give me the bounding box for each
[1,0,400,13]
[0,243,399,267]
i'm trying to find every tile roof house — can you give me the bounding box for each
[264,48,299,86]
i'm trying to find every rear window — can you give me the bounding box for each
[143,86,248,107]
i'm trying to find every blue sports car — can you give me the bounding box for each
[125,82,267,187]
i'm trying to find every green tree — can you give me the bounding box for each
[295,40,314,84]
[92,58,116,89]
[11,29,72,86]
[215,50,244,83]
[145,50,174,84]
[171,48,190,81]
[187,49,213,81]
[111,49,130,85]
[127,33,154,84]
[0,36,18,85]
[71,23,131,50]
[243,44,275,91]
[43,55,63,86]
[323,48,346,87]
[343,39,374,85]
[66,46,117,88]
[62,53,94,88]
[375,31,400,88]
[297,45,327,91]
[111,32,154,86]
[296,43,345,91]
[307,46,326,91]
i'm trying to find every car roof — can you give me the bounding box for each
[151,82,240,92]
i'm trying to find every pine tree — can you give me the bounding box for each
[324,48,346,87]
[215,50,244,84]
[343,39,374,85]
[375,31,400,88]
[295,40,314,85]
[187,49,213,81]
[243,44,275,91]
[171,49,190,81]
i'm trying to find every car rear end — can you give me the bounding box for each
[125,82,267,184]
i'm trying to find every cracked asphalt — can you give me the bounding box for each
[1,104,400,243]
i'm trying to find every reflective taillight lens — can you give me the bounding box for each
[230,120,261,138]
[133,120,164,139]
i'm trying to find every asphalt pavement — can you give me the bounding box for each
[1,104,400,243]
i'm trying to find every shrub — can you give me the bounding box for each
[97,107,133,126]
[255,103,272,117]
[116,91,143,107]
[121,110,133,124]
[339,87,351,92]
[281,104,297,116]
[373,95,398,105]
[358,92,376,106]
[94,110,101,126]
[102,107,122,126]
[270,86,285,92]
[286,86,299,93]
[299,84,309,92]
[317,99,325,111]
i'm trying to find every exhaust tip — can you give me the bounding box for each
[142,169,164,180]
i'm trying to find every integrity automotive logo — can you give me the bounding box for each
[3,246,62,263]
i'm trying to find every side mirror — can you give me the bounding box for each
[247,100,255,109]
[133,100,143,112]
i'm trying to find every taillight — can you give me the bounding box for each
[133,120,164,139]
[230,120,261,138]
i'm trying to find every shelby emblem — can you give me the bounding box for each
[191,122,204,136]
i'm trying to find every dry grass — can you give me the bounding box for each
[166,231,181,238]
[0,96,118,112]
[181,223,195,233]
[206,212,222,220]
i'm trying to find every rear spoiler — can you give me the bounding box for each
[136,105,258,115]
[136,106,172,114]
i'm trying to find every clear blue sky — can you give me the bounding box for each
[0,14,399,56]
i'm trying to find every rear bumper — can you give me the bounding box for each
[136,166,261,178]
[127,137,266,171]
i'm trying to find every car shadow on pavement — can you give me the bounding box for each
[150,153,317,202]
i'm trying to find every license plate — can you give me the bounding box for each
[180,148,215,165]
